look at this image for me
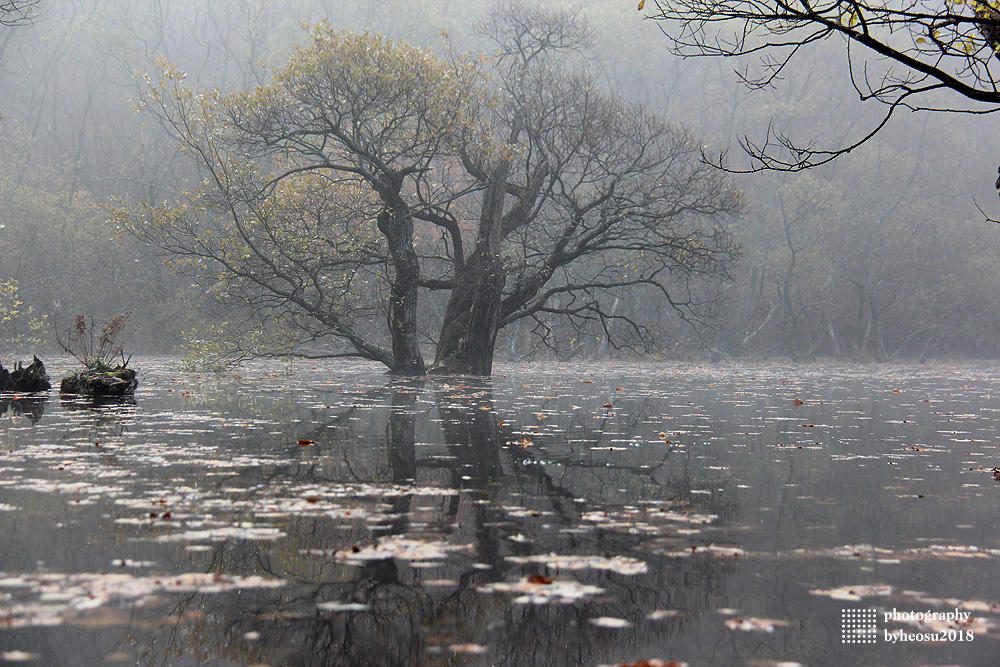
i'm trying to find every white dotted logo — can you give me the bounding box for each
[842,608,878,643]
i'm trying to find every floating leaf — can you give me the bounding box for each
[507,554,648,575]
[477,577,604,604]
[316,601,368,612]
[449,644,488,654]
[590,616,632,628]
[724,616,792,632]
[809,584,893,601]
[602,660,688,667]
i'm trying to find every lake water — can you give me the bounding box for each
[2,359,1000,666]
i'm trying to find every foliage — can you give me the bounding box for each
[0,279,47,354]
[113,8,742,375]
[178,323,272,373]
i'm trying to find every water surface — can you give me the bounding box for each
[2,359,1000,666]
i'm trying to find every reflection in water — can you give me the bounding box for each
[0,394,47,424]
[3,361,1000,666]
[58,394,137,436]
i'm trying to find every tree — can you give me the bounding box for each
[114,4,741,376]
[0,1,35,26]
[645,0,1000,174]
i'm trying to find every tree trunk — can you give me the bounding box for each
[378,200,427,376]
[431,164,509,375]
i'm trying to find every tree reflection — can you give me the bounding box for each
[0,394,47,424]
[120,378,742,667]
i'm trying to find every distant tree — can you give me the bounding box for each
[113,5,741,375]
[645,0,1000,174]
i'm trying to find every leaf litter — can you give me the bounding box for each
[0,571,285,628]
[5,360,1000,663]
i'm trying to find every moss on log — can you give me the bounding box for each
[60,365,137,397]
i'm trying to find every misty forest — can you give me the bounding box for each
[4,0,1000,666]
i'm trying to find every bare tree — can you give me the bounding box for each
[646,0,1000,173]
[0,1,36,26]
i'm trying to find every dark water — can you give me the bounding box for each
[2,359,1000,666]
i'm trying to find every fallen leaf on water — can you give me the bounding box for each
[448,644,488,654]
[0,572,285,628]
[527,574,553,585]
[298,439,315,446]
[664,545,745,558]
[325,537,476,564]
[506,554,648,575]
[155,526,284,542]
[476,578,604,604]
[0,652,40,662]
[423,579,458,587]
[590,616,632,629]
[601,660,688,667]
[316,601,368,612]
[724,616,792,632]
[647,609,686,620]
[809,584,893,601]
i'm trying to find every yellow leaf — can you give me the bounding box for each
[638,0,645,9]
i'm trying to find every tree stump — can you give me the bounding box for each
[59,365,138,397]
[0,356,51,393]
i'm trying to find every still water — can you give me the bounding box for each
[2,359,1000,666]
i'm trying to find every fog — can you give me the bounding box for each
[1,0,998,365]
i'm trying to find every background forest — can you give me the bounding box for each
[1,0,999,364]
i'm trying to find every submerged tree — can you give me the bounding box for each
[114,3,741,375]
[645,0,1000,173]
